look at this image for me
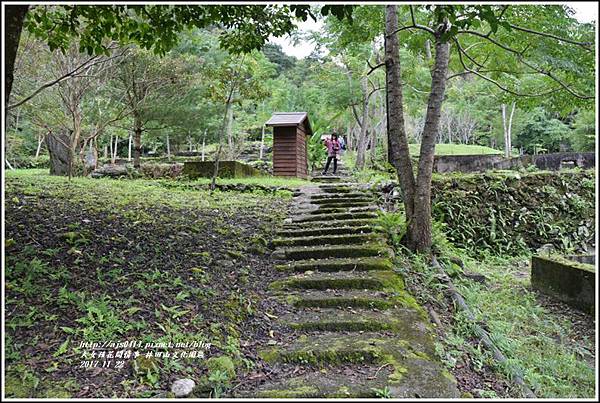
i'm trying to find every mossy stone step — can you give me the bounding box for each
[259,332,436,367]
[309,200,373,208]
[269,272,395,292]
[311,192,371,200]
[272,243,391,261]
[281,289,415,309]
[292,211,378,223]
[275,256,392,273]
[311,176,342,183]
[277,225,374,238]
[280,307,427,333]
[272,233,381,248]
[283,218,377,230]
[307,206,377,215]
[236,360,458,398]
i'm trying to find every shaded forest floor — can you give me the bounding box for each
[4,170,297,398]
[4,169,596,399]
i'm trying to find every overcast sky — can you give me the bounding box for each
[269,2,598,59]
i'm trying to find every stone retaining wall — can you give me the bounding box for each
[531,254,595,313]
[433,152,596,173]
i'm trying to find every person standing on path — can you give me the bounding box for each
[322,132,340,175]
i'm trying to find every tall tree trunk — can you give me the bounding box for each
[410,37,451,253]
[355,77,370,170]
[68,107,83,180]
[128,134,132,161]
[166,133,171,158]
[4,5,29,107]
[225,100,234,158]
[133,112,142,168]
[112,135,119,163]
[201,129,207,161]
[109,134,113,160]
[36,133,44,157]
[424,39,432,61]
[507,101,515,157]
[385,5,416,220]
[502,103,509,157]
[188,134,193,152]
[259,124,265,160]
[47,130,71,175]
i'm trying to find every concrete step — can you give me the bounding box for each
[236,359,459,398]
[272,243,391,261]
[305,206,378,215]
[276,225,375,238]
[283,218,377,230]
[311,176,343,183]
[308,200,373,208]
[275,257,393,273]
[280,307,426,333]
[282,289,406,309]
[310,192,372,200]
[269,270,400,292]
[259,332,436,366]
[272,233,382,248]
[292,211,378,223]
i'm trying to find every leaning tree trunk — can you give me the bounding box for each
[4,5,29,108]
[410,37,451,253]
[46,130,71,175]
[385,5,416,220]
[133,112,142,168]
[225,100,234,158]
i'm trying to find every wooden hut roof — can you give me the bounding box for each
[265,112,312,135]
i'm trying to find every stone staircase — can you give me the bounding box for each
[235,179,459,398]
[310,155,351,183]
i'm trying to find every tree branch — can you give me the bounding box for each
[507,23,593,50]
[366,60,385,75]
[455,31,593,100]
[452,37,562,98]
[8,50,126,110]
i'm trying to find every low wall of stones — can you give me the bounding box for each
[531,254,595,313]
[433,152,596,173]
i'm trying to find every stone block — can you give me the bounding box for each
[182,160,262,179]
[531,254,595,313]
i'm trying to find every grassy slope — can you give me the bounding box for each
[4,170,293,398]
[409,143,503,156]
[451,253,595,398]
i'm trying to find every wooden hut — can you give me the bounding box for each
[265,112,312,178]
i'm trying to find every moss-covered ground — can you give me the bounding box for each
[4,169,294,398]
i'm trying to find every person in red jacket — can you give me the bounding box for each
[322,133,340,175]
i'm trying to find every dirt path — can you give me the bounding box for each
[236,176,459,398]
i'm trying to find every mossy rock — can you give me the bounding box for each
[182,161,262,179]
[4,372,40,398]
[206,355,236,379]
[132,355,159,377]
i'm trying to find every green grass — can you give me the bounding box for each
[452,253,596,398]
[5,168,292,398]
[409,143,503,156]
[6,168,309,194]
[191,176,310,187]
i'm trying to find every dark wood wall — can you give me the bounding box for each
[273,124,308,178]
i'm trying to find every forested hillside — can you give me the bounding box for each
[5,5,595,173]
